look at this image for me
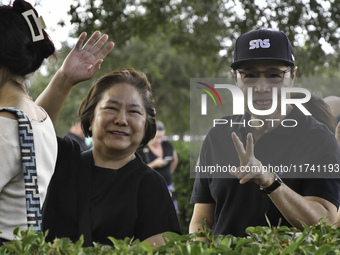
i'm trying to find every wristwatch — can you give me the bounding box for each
[259,172,283,194]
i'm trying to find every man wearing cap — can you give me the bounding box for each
[189,29,340,238]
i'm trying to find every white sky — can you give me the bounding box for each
[29,0,78,49]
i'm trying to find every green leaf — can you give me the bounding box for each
[265,214,272,229]
[22,235,39,246]
[1,243,20,253]
[221,237,232,247]
[281,233,308,254]
[315,244,334,255]
[252,244,260,254]
[107,236,119,247]
[299,220,310,231]
[74,235,84,248]
[139,242,153,253]
[162,232,191,242]
[264,246,277,255]
[13,227,21,238]
[235,238,254,250]
[59,237,72,249]
[245,227,256,234]
[278,226,292,232]
[189,244,204,254]
[205,246,234,254]
[162,231,180,240]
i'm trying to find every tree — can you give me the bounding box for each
[29,0,340,136]
[67,0,340,75]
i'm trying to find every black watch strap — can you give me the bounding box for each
[260,173,283,194]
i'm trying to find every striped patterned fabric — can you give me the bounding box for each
[0,107,42,231]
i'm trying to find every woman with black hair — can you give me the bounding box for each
[0,0,56,243]
[0,0,112,244]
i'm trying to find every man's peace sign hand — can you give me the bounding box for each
[231,132,274,187]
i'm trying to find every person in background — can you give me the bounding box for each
[137,120,179,211]
[291,92,336,133]
[324,96,340,123]
[36,32,181,246]
[66,117,92,151]
[324,97,340,224]
[324,95,340,146]
[0,0,57,244]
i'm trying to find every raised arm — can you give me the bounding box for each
[230,132,338,229]
[35,31,114,125]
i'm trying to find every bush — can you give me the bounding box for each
[2,219,340,254]
[171,141,194,233]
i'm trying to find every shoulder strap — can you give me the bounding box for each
[78,149,94,247]
[0,107,42,231]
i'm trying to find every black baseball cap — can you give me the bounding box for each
[230,29,295,69]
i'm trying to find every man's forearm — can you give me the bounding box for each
[269,183,337,228]
[189,203,215,233]
[189,221,207,234]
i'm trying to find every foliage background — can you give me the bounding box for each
[26,0,340,137]
[11,0,340,235]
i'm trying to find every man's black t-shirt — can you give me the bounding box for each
[191,106,340,237]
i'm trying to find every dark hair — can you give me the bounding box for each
[291,92,336,133]
[156,120,165,131]
[0,0,55,85]
[78,68,157,148]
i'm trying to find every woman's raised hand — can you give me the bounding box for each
[59,31,114,85]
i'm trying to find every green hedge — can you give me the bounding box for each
[6,142,340,254]
[172,140,195,234]
[1,218,340,254]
